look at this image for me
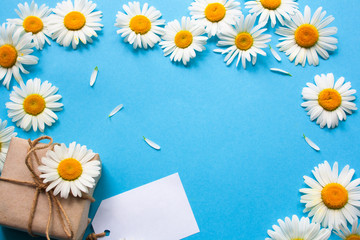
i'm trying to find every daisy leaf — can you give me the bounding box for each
[90,66,98,87]
[270,68,292,76]
[269,45,281,62]
[143,136,160,150]
[303,134,320,151]
[108,104,123,117]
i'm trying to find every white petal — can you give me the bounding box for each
[304,134,320,151]
[108,104,123,117]
[270,45,281,62]
[143,136,160,150]
[270,68,292,76]
[90,66,98,87]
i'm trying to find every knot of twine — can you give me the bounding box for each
[0,136,95,240]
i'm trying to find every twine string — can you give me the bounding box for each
[86,232,106,240]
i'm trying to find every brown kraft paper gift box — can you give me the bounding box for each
[0,137,101,240]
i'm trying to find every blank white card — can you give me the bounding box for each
[92,173,199,240]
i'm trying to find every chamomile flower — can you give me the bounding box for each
[301,73,357,129]
[0,119,17,172]
[245,0,298,28]
[115,2,165,49]
[0,23,38,89]
[48,0,103,49]
[159,17,207,65]
[214,14,271,69]
[266,215,331,240]
[300,161,360,230]
[335,218,360,240]
[7,1,52,50]
[38,142,101,199]
[276,6,338,67]
[188,0,243,37]
[6,78,63,132]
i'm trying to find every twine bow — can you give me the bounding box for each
[0,136,95,240]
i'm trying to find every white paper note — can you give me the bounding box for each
[92,173,199,240]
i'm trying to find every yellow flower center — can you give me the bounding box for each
[23,16,44,34]
[0,44,18,68]
[318,88,342,111]
[260,0,281,10]
[295,24,319,48]
[205,3,226,22]
[235,32,253,50]
[174,30,193,48]
[57,158,83,181]
[346,235,360,240]
[292,239,304,240]
[64,11,86,30]
[23,94,46,116]
[129,15,151,35]
[321,183,348,209]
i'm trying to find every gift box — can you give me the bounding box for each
[0,137,101,240]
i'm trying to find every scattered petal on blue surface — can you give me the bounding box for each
[109,104,123,118]
[143,137,160,150]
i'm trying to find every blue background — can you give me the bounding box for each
[0,0,359,239]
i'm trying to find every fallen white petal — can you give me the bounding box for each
[108,104,123,117]
[90,66,98,87]
[303,134,320,151]
[270,68,292,76]
[269,45,281,62]
[143,137,160,150]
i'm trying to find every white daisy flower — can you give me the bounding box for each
[48,0,103,49]
[6,78,63,132]
[245,0,298,28]
[7,1,52,50]
[266,215,331,240]
[188,0,243,37]
[214,14,271,69]
[300,161,360,230]
[159,17,207,65]
[115,1,165,49]
[0,23,38,89]
[335,218,360,240]
[0,119,17,172]
[301,73,357,129]
[276,6,338,67]
[38,142,101,199]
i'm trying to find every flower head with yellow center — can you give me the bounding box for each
[301,73,357,129]
[245,0,298,28]
[300,161,360,230]
[266,215,331,240]
[214,14,271,69]
[7,1,52,50]
[0,23,38,89]
[335,218,360,240]
[159,17,208,65]
[189,0,242,37]
[48,0,103,49]
[38,142,101,199]
[115,1,165,49]
[0,119,17,172]
[276,6,338,67]
[5,78,63,132]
